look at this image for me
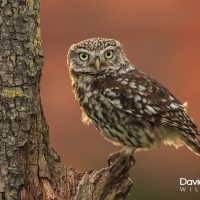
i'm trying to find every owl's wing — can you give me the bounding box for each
[100,69,198,135]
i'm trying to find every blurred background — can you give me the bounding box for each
[40,0,200,199]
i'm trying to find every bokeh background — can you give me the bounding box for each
[40,1,200,199]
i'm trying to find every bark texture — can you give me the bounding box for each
[0,0,133,199]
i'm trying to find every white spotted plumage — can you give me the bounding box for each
[67,37,200,156]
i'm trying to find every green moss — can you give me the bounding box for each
[34,27,42,49]
[8,189,18,198]
[2,87,24,98]
[27,0,34,9]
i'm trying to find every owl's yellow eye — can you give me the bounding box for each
[79,52,89,61]
[104,50,113,59]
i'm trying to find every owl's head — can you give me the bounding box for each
[67,38,128,75]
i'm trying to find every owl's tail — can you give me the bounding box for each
[182,133,200,156]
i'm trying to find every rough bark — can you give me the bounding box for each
[0,0,133,199]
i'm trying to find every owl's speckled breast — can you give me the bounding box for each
[74,75,160,148]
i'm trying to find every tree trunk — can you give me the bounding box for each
[0,1,133,199]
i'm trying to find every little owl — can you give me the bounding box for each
[67,37,200,158]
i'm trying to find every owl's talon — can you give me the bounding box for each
[109,154,135,173]
[108,151,121,166]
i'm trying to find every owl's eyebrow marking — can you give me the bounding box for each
[75,49,91,54]
[103,46,116,51]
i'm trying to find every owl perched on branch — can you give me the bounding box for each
[67,38,200,157]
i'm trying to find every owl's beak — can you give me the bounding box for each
[95,58,100,71]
